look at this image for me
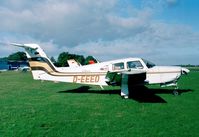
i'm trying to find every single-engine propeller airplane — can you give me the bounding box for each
[11,43,190,98]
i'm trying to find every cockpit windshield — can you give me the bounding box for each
[142,59,156,68]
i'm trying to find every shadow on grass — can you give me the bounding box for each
[58,86,193,103]
[128,86,192,103]
[58,86,120,95]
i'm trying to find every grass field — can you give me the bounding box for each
[187,67,199,71]
[0,71,199,137]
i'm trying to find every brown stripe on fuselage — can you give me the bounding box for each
[29,57,59,73]
[29,61,106,76]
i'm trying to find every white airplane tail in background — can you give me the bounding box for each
[67,59,81,67]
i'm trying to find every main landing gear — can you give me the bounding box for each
[173,83,180,96]
[173,86,179,96]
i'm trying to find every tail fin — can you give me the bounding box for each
[10,43,48,59]
[10,43,56,80]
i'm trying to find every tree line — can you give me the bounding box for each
[0,51,97,67]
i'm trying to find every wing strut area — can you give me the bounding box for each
[121,71,146,99]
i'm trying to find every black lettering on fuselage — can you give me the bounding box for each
[73,75,100,83]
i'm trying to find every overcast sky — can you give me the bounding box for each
[0,0,199,65]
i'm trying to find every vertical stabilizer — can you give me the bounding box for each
[10,43,56,80]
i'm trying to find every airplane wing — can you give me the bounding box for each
[106,70,147,98]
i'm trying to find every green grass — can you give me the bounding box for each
[0,71,199,137]
[187,67,199,71]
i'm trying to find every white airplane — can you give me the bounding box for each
[11,43,190,98]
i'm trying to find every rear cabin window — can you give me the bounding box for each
[127,61,143,69]
[112,62,124,70]
[30,57,47,62]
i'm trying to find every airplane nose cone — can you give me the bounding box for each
[181,67,190,75]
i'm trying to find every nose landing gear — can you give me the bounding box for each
[161,81,179,96]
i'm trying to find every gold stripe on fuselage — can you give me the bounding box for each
[29,61,107,76]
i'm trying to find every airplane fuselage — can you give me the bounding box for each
[31,57,189,87]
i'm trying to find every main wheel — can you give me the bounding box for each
[173,90,179,96]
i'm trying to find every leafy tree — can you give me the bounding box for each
[57,52,86,67]
[84,56,97,65]
[50,56,56,63]
[50,56,60,67]
[73,55,85,65]
[6,51,98,67]
[57,52,70,67]
[8,52,27,61]
[0,57,8,62]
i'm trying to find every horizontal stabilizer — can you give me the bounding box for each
[10,43,39,50]
[10,43,25,47]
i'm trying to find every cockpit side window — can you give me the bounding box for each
[112,62,124,70]
[127,61,143,69]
